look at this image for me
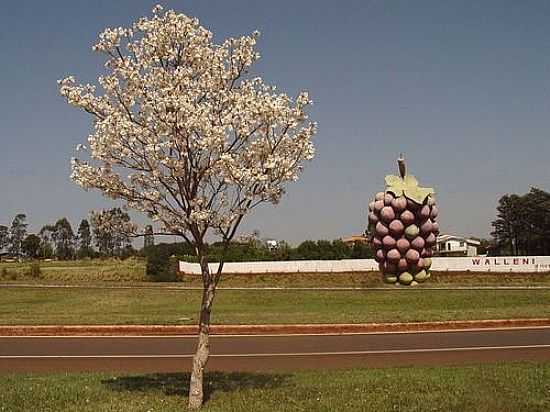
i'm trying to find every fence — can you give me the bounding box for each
[179,256,550,275]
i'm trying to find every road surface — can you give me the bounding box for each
[1,327,550,373]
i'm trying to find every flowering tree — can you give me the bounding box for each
[59,5,316,409]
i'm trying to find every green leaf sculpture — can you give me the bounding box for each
[385,156,434,204]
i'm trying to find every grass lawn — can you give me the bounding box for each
[0,258,147,283]
[187,271,550,288]
[1,362,548,411]
[2,258,550,287]
[1,288,549,325]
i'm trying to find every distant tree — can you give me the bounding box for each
[271,240,291,260]
[491,188,550,255]
[76,219,93,258]
[474,238,493,256]
[90,208,135,257]
[330,239,352,259]
[144,225,155,249]
[9,214,28,257]
[316,240,334,259]
[351,241,372,259]
[38,225,55,259]
[0,225,8,251]
[22,234,41,259]
[294,240,319,260]
[523,188,550,255]
[492,194,522,255]
[53,218,75,260]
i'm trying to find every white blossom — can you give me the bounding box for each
[59,5,317,242]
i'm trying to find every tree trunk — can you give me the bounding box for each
[188,257,216,410]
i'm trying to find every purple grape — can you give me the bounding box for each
[389,219,405,236]
[419,219,433,235]
[396,238,410,254]
[405,248,420,263]
[397,258,409,272]
[380,206,395,223]
[411,236,425,251]
[391,196,407,212]
[375,221,389,237]
[382,235,397,250]
[371,237,382,249]
[368,212,379,226]
[386,249,401,262]
[400,210,415,225]
[418,205,430,221]
[375,249,385,262]
[425,233,436,247]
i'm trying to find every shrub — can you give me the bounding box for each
[145,244,181,282]
[27,262,41,279]
[2,268,17,280]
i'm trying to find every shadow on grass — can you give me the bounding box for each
[102,371,291,401]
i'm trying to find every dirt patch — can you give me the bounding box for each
[2,318,549,336]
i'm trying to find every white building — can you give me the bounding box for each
[265,239,277,250]
[436,234,481,257]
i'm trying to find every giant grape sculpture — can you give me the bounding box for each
[368,156,439,286]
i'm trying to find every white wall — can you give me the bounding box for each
[179,256,550,274]
[431,256,550,272]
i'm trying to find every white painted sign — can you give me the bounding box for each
[179,256,550,275]
[431,256,550,273]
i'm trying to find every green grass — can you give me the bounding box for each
[3,256,550,288]
[2,258,550,287]
[1,362,549,411]
[186,271,550,288]
[1,288,549,325]
[0,258,147,282]
[3,261,550,289]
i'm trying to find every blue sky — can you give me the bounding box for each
[1,1,549,244]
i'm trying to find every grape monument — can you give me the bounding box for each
[368,156,439,285]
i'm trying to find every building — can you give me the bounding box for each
[436,234,481,257]
[264,239,279,251]
[341,234,369,247]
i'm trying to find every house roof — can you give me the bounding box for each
[341,235,369,244]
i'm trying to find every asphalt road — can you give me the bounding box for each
[2,327,550,373]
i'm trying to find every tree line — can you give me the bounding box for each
[1,209,371,263]
[491,187,550,256]
[0,208,154,260]
[152,238,372,264]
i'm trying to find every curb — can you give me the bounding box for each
[2,318,550,336]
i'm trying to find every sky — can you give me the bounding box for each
[1,0,550,244]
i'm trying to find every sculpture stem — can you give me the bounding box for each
[398,154,406,178]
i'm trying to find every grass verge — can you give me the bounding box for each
[1,362,549,411]
[2,258,550,287]
[0,258,147,283]
[1,288,549,325]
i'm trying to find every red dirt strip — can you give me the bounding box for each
[2,318,549,336]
